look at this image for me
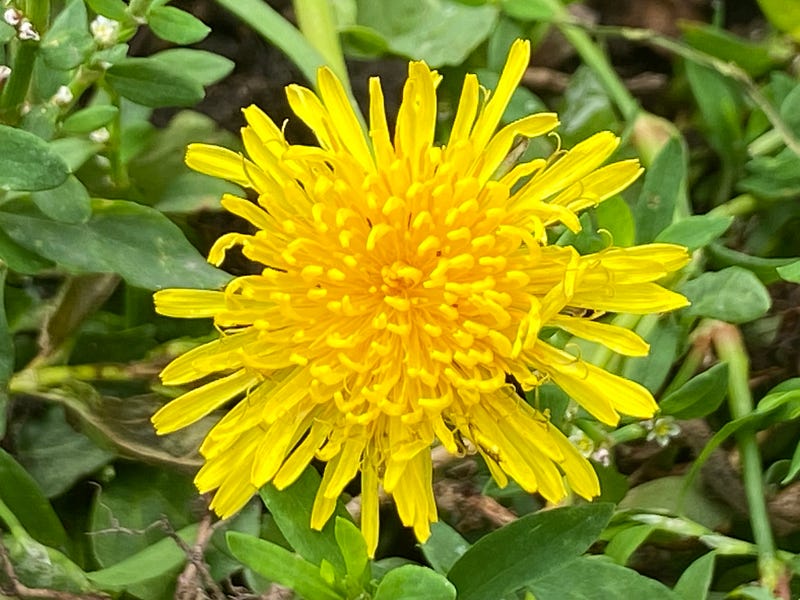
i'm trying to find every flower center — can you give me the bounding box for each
[380,260,423,294]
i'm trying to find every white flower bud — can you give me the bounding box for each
[52,85,73,106]
[89,127,110,143]
[3,8,21,26]
[90,15,120,47]
[17,18,39,41]
[0,65,11,84]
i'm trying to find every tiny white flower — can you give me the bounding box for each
[89,127,110,143]
[19,101,31,115]
[90,15,120,47]
[17,18,39,41]
[0,65,11,83]
[3,8,21,26]
[52,85,73,106]
[644,416,681,448]
[568,427,595,458]
[591,446,612,468]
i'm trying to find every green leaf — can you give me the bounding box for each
[777,260,800,283]
[659,362,730,419]
[680,22,783,77]
[0,198,231,290]
[87,524,198,592]
[500,0,557,21]
[147,6,210,44]
[0,264,10,438]
[373,564,456,600]
[30,174,92,224]
[706,243,797,284]
[756,0,800,41]
[155,172,237,213]
[596,195,636,247]
[448,504,614,600]
[685,61,744,163]
[621,316,680,393]
[15,405,115,498]
[674,552,716,600]
[85,0,128,21]
[529,556,680,599]
[604,524,654,566]
[634,136,685,243]
[681,267,771,324]
[0,125,69,191]
[106,58,204,108]
[40,0,93,70]
[420,520,470,574]
[49,137,103,172]
[259,467,350,574]
[62,105,119,135]
[0,228,52,273]
[150,49,235,87]
[334,518,369,586]
[0,449,68,550]
[655,215,734,251]
[355,0,499,67]
[226,532,344,600]
[4,535,94,593]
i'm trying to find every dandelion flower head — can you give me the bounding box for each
[152,39,689,555]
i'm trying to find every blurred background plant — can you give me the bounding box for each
[0,0,800,599]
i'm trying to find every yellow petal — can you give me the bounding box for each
[448,73,479,146]
[152,369,258,433]
[549,314,650,356]
[479,113,559,182]
[470,38,531,149]
[368,76,395,168]
[185,143,251,187]
[154,289,227,318]
[569,283,690,314]
[548,159,643,212]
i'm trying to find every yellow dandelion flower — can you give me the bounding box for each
[152,39,689,555]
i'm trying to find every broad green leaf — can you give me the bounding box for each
[30,174,92,224]
[0,198,231,290]
[529,556,680,599]
[62,105,119,134]
[596,195,636,247]
[155,172,238,212]
[259,467,350,574]
[656,215,734,251]
[500,0,557,21]
[0,448,68,550]
[89,463,196,568]
[15,405,115,498]
[681,267,771,324]
[0,228,52,273]
[674,552,716,600]
[106,58,204,108]
[334,518,369,587]
[781,440,800,484]
[147,6,210,44]
[421,520,470,574]
[49,137,103,172]
[659,362,730,419]
[151,49,235,87]
[777,260,800,283]
[635,137,685,243]
[87,524,199,592]
[85,0,128,21]
[40,0,93,70]
[779,82,800,136]
[0,125,69,191]
[226,532,344,600]
[0,264,9,438]
[559,66,616,144]
[373,564,456,600]
[448,504,614,600]
[356,0,499,67]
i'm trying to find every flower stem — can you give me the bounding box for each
[292,0,348,87]
[712,322,784,592]
[0,41,36,121]
[0,496,28,541]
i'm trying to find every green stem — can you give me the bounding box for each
[708,194,758,218]
[713,323,782,591]
[24,0,49,33]
[0,497,28,541]
[660,338,707,398]
[0,42,36,121]
[292,0,348,87]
